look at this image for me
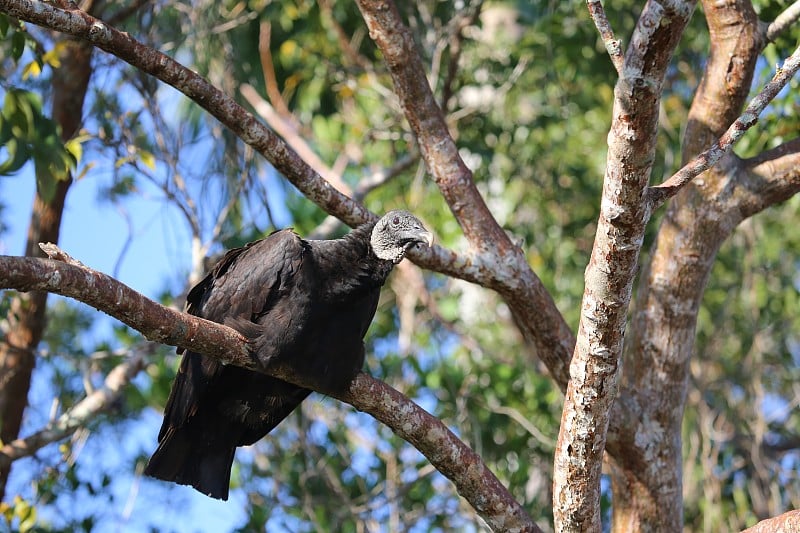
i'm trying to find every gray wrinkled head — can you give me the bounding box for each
[370,210,434,263]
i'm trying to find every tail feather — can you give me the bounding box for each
[144,427,235,500]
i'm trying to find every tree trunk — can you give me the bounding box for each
[609,1,762,529]
[0,36,93,500]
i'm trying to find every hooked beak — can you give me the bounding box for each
[419,229,434,248]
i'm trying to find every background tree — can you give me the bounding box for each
[0,0,799,531]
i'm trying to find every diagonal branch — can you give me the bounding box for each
[0,251,540,533]
[649,42,800,207]
[0,0,577,389]
[3,0,369,224]
[0,0,493,287]
[765,0,800,42]
[0,347,148,462]
[587,0,624,75]
[309,153,418,240]
[353,0,577,397]
[240,83,352,196]
[353,0,509,252]
[737,137,800,212]
[743,136,800,172]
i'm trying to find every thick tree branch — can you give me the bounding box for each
[354,0,577,395]
[0,0,577,396]
[611,2,771,530]
[553,1,698,530]
[741,510,800,533]
[649,43,800,207]
[0,0,367,224]
[0,252,540,533]
[743,136,800,171]
[0,0,497,288]
[735,137,800,216]
[353,0,509,251]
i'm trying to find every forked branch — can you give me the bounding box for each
[649,43,800,207]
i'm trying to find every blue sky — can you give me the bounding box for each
[3,164,192,299]
[2,166,259,530]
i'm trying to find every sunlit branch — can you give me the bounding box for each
[0,0,368,223]
[742,510,800,533]
[354,0,578,408]
[737,137,800,211]
[766,0,800,42]
[353,0,512,251]
[0,249,540,533]
[0,0,492,287]
[743,137,800,169]
[587,0,624,75]
[438,0,483,110]
[257,20,296,123]
[649,43,800,207]
[553,0,699,530]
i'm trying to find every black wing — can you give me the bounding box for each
[158,229,309,439]
[146,230,312,499]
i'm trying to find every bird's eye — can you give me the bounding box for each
[392,216,400,226]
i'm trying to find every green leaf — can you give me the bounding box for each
[11,31,25,61]
[34,161,58,202]
[64,134,87,165]
[0,138,30,175]
[0,14,9,38]
[41,41,65,68]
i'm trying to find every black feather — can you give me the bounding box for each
[144,212,431,500]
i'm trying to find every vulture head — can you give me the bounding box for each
[370,210,434,264]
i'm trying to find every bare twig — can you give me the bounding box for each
[649,43,800,207]
[485,398,556,449]
[309,153,417,239]
[39,242,85,266]
[0,252,540,532]
[587,0,624,75]
[439,0,483,110]
[240,83,352,195]
[318,0,372,71]
[257,20,296,122]
[0,347,148,462]
[765,0,800,42]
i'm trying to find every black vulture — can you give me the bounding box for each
[145,210,433,500]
